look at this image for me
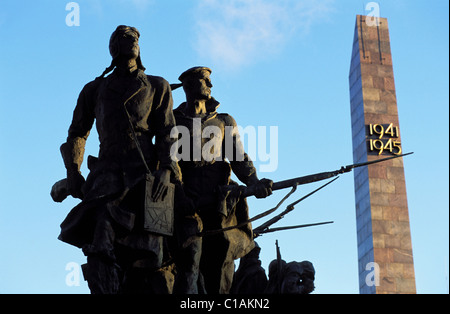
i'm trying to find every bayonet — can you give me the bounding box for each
[240,152,413,198]
[254,221,334,237]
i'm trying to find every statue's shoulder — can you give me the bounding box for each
[80,77,104,96]
[173,102,187,116]
[145,74,171,90]
[217,112,237,127]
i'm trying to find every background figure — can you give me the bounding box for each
[264,245,315,294]
[230,243,268,294]
[279,261,315,294]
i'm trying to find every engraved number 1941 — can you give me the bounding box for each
[368,123,402,155]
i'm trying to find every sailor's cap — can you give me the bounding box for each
[178,66,212,83]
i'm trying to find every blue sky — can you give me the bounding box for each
[0,0,448,294]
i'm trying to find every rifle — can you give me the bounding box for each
[194,153,413,239]
[254,221,334,237]
[234,152,413,198]
[198,176,338,238]
[275,240,282,293]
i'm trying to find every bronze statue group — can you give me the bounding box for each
[51,25,315,295]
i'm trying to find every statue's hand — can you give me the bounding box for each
[151,169,171,202]
[254,178,273,199]
[67,170,85,199]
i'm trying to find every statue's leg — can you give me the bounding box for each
[82,210,120,294]
[219,256,235,294]
[200,232,229,294]
[171,212,203,294]
[118,249,175,294]
[174,236,202,294]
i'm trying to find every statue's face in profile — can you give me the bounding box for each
[117,31,140,60]
[185,70,213,100]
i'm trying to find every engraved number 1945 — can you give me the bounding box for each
[368,123,402,155]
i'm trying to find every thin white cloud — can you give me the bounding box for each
[193,0,335,71]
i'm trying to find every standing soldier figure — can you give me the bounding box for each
[54,25,180,294]
[171,66,272,294]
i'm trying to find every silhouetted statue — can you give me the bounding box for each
[51,26,321,294]
[230,243,268,294]
[171,66,273,294]
[232,241,315,294]
[277,261,315,294]
[52,25,180,294]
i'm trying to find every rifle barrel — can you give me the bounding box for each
[255,221,334,236]
[345,152,414,170]
[242,152,414,198]
[272,171,339,191]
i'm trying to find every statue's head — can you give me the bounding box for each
[280,261,315,294]
[178,66,213,101]
[109,25,145,70]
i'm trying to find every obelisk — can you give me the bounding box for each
[349,15,416,294]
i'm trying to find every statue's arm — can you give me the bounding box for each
[148,76,181,179]
[222,114,259,186]
[223,114,273,198]
[60,81,96,198]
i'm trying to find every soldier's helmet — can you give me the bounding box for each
[109,25,145,70]
[97,25,146,79]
